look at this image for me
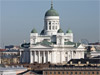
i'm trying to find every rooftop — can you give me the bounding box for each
[68,59,100,64]
[43,66,100,71]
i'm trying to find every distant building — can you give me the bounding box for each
[1,50,20,64]
[89,42,100,45]
[20,1,85,64]
[43,66,100,75]
[85,45,100,58]
[5,45,20,50]
[90,50,100,58]
[5,45,14,50]
[0,65,27,75]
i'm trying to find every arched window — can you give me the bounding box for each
[49,25,51,30]
[56,26,57,29]
[52,26,54,30]
[49,21,51,25]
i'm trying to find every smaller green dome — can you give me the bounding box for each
[66,29,72,33]
[31,28,37,33]
[57,29,63,33]
[40,30,44,35]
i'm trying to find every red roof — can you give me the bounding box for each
[0,49,6,52]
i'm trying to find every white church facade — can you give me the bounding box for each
[20,2,85,64]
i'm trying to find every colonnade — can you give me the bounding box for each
[30,51,52,63]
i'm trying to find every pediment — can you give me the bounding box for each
[30,44,52,49]
[75,44,85,51]
[77,44,85,48]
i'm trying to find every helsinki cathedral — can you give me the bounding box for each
[20,1,85,64]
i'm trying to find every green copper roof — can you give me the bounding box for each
[64,41,75,45]
[45,2,59,17]
[40,30,44,35]
[64,41,81,48]
[41,39,52,46]
[66,29,72,33]
[31,28,37,33]
[57,29,63,33]
[33,39,52,46]
[45,8,59,16]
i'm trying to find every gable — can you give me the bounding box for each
[77,44,85,48]
[76,44,85,51]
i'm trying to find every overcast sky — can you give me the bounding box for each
[0,0,100,48]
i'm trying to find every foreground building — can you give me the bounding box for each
[20,1,85,64]
[43,66,100,75]
[17,65,100,75]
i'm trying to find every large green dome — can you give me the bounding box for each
[45,3,59,17]
[45,8,59,16]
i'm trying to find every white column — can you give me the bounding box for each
[19,51,22,63]
[47,51,49,62]
[60,51,62,63]
[20,51,22,56]
[43,51,46,63]
[30,51,33,63]
[51,52,53,63]
[34,51,36,62]
[38,51,40,63]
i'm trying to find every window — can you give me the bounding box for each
[88,72,90,74]
[97,72,99,74]
[49,21,51,25]
[56,26,57,29]
[54,72,56,74]
[66,72,68,74]
[58,72,60,74]
[79,72,81,74]
[75,72,77,74]
[62,72,64,74]
[92,72,94,74]
[49,25,51,30]
[52,26,54,30]
[50,72,52,74]
[71,72,73,74]
[45,72,47,74]
[73,51,76,54]
[64,39,67,41]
